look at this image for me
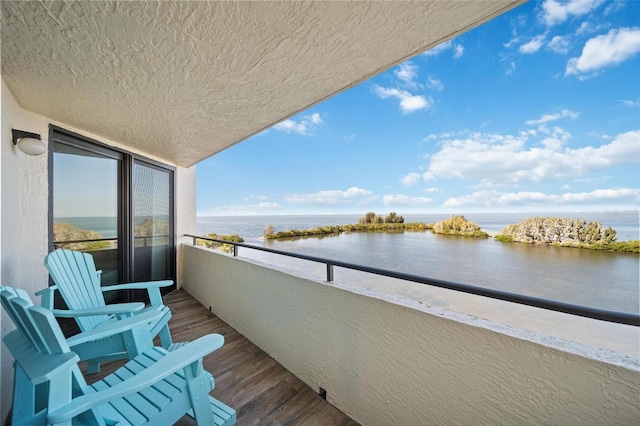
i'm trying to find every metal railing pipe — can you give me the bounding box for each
[185,234,640,327]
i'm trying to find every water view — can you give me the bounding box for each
[197,211,639,314]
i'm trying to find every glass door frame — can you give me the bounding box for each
[132,157,176,288]
[48,125,177,297]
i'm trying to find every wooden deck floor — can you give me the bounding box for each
[81,290,359,426]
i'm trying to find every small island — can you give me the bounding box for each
[197,233,244,253]
[198,212,638,254]
[262,212,432,240]
[495,217,639,253]
[432,215,489,238]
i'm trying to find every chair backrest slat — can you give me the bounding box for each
[45,249,109,331]
[1,289,71,354]
[1,289,42,351]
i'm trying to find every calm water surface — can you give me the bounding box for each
[197,212,639,314]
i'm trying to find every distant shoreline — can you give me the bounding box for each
[258,215,639,253]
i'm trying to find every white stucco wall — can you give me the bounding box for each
[1,80,50,423]
[182,244,640,426]
[176,165,196,289]
[0,80,196,423]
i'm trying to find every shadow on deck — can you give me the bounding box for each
[81,289,359,425]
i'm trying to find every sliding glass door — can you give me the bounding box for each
[52,137,123,302]
[132,160,174,298]
[50,127,175,305]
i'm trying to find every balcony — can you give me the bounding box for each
[2,1,638,424]
[176,243,639,425]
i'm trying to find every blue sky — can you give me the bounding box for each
[196,0,640,217]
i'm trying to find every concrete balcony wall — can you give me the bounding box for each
[182,244,640,425]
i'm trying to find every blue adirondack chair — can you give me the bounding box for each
[1,285,236,426]
[39,249,184,373]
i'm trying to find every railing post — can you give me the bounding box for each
[233,245,238,257]
[192,236,197,245]
[326,263,334,282]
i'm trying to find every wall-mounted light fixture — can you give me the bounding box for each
[12,129,45,156]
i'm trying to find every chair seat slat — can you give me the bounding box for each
[111,366,173,410]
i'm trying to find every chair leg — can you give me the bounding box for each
[158,324,173,348]
[184,361,214,424]
[12,364,36,424]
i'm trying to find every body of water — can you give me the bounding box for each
[197,211,640,314]
[56,216,118,238]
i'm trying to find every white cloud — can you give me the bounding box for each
[539,126,573,150]
[505,61,516,75]
[309,113,322,124]
[566,28,640,77]
[603,0,625,16]
[284,187,375,205]
[621,99,640,107]
[401,172,421,186]
[422,40,464,59]
[541,0,605,27]
[274,112,323,135]
[422,171,435,181]
[383,194,434,206]
[425,130,640,184]
[244,194,268,201]
[444,188,639,208]
[504,37,521,49]
[258,202,280,209]
[453,44,464,59]
[422,40,453,56]
[373,85,430,114]
[519,34,546,54]
[525,109,578,126]
[575,21,607,36]
[424,187,442,193]
[395,62,419,87]
[547,35,571,54]
[426,75,444,91]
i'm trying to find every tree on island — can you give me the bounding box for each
[385,212,405,223]
[358,211,404,224]
[197,233,244,253]
[359,212,383,224]
[134,217,169,236]
[495,217,617,245]
[53,222,111,250]
[433,215,489,238]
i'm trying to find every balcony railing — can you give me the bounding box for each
[54,235,169,250]
[186,234,640,327]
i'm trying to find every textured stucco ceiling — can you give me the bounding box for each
[2,1,524,167]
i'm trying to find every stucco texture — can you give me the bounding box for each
[182,244,640,426]
[1,1,523,167]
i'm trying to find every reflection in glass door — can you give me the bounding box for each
[53,141,122,293]
[50,127,176,309]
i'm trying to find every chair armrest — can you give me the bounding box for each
[102,280,173,306]
[51,303,145,318]
[47,334,224,423]
[3,331,79,385]
[35,285,59,296]
[36,286,59,310]
[101,280,174,292]
[66,311,163,347]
